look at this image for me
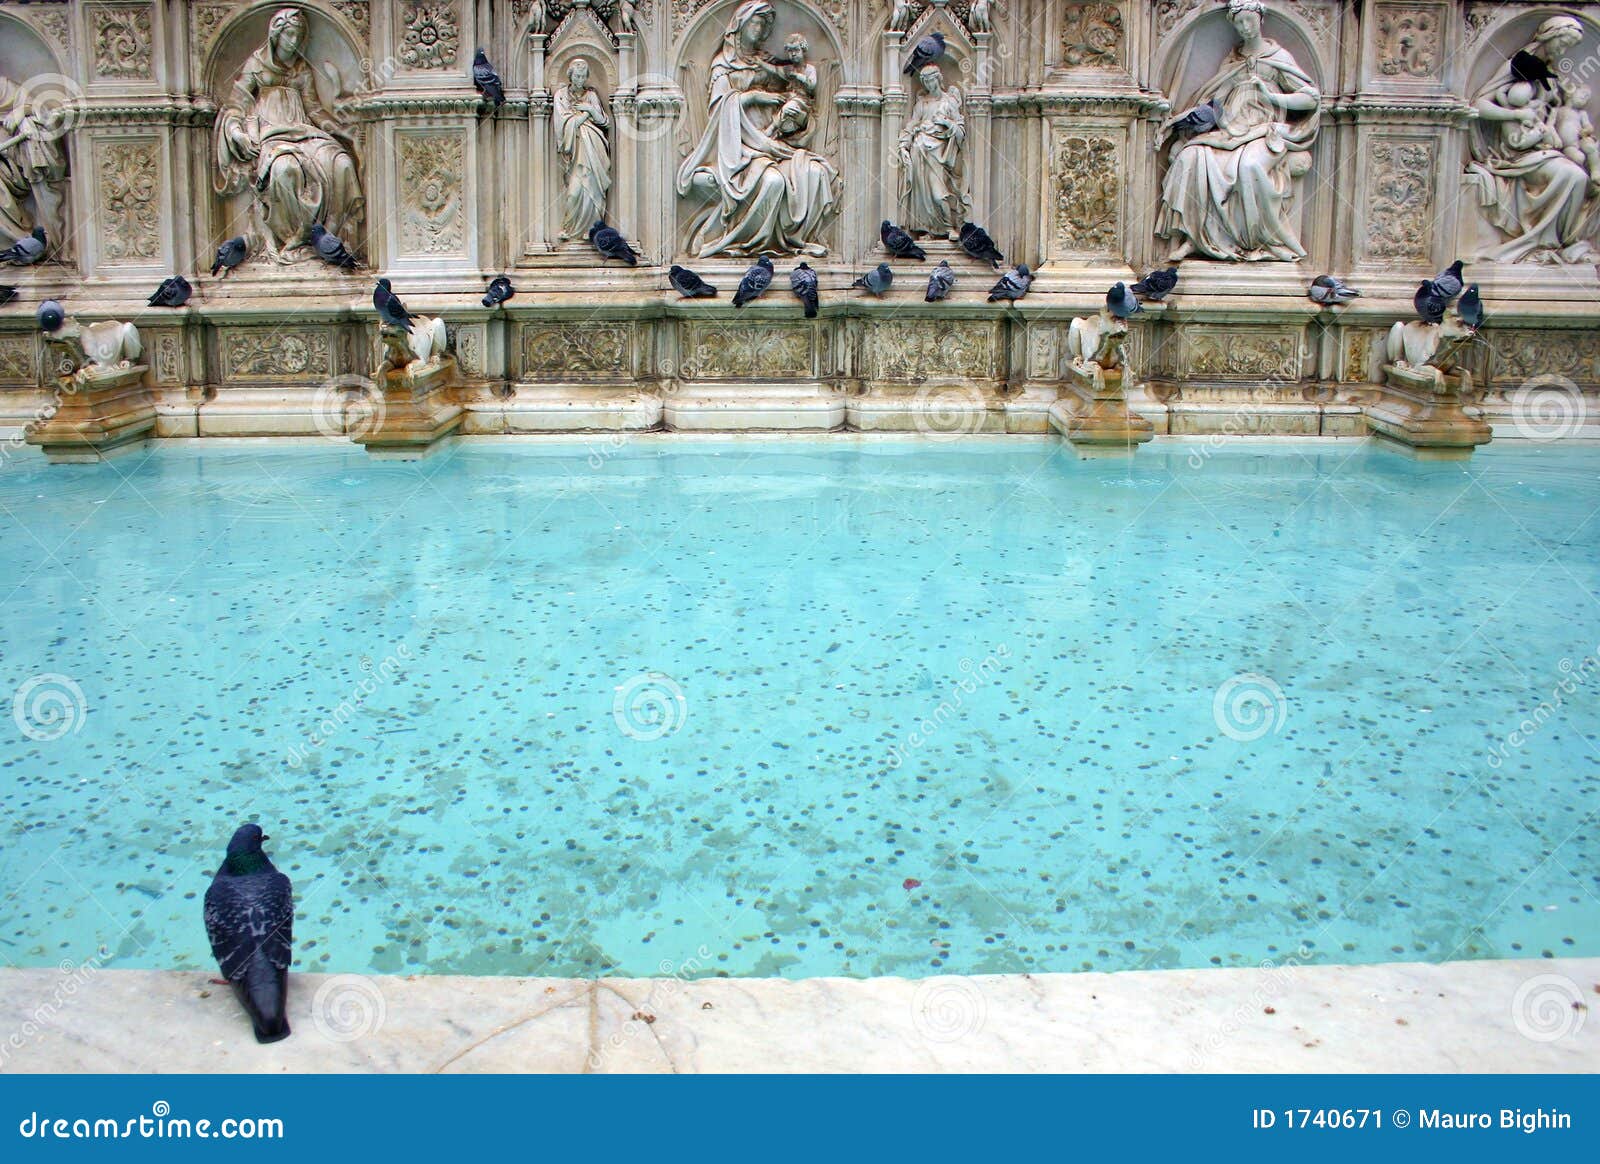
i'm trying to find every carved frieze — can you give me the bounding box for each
[521,324,632,377]
[1184,329,1301,380]
[147,331,182,384]
[1364,138,1435,264]
[91,4,154,80]
[397,134,466,256]
[1027,324,1062,381]
[1375,4,1442,80]
[1155,0,1204,36]
[454,324,484,377]
[680,323,811,379]
[1051,131,1119,254]
[1489,330,1600,389]
[96,139,161,265]
[399,2,461,71]
[220,330,334,383]
[1061,3,1123,68]
[865,321,998,381]
[0,337,36,387]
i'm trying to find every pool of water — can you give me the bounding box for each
[1,438,1596,979]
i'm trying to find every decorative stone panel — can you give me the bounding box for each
[89,3,154,80]
[1488,330,1600,389]
[864,321,999,381]
[679,323,812,380]
[219,329,335,383]
[1362,137,1436,266]
[94,137,162,266]
[1050,129,1120,256]
[1373,3,1445,81]
[0,336,38,387]
[1182,327,1303,381]
[520,323,632,378]
[398,2,461,71]
[396,132,467,257]
[1061,4,1124,68]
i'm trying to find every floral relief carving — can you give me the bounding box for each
[522,324,632,376]
[680,324,811,379]
[1155,0,1204,36]
[221,331,333,382]
[1365,139,1435,264]
[1061,3,1123,68]
[332,1,371,43]
[398,134,465,256]
[191,4,231,73]
[1027,325,1061,381]
[1463,4,1497,50]
[153,332,182,383]
[1489,330,1600,388]
[1376,5,1441,79]
[1052,132,1119,252]
[97,140,161,264]
[866,321,997,381]
[455,325,484,376]
[399,2,461,71]
[1343,329,1377,382]
[1185,330,1301,380]
[92,5,154,79]
[0,337,36,386]
[33,10,72,54]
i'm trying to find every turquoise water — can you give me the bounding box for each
[0,439,1596,979]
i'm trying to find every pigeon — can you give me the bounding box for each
[373,277,416,332]
[1131,267,1179,301]
[1,227,46,266]
[852,262,894,296]
[1429,259,1465,303]
[473,49,505,108]
[147,275,192,308]
[1308,274,1361,305]
[958,221,1004,269]
[1165,98,1221,141]
[204,823,293,1045]
[36,299,64,333]
[1106,281,1142,319]
[881,219,926,262]
[987,264,1033,303]
[925,260,955,302]
[1510,49,1555,92]
[732,257,774,307]
[309,223,358,270]
[1457,284,1485,330]
[589,220,639,266]
[790,261,819,318]
[0,286,17,307]
[903,31,946,76]
[668,265,717,298]
[1413,279,1448,324]
[211,236,247,277]
[481,275,514,309]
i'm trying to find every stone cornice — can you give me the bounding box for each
[73,100,217,129]
[335,94,486,120]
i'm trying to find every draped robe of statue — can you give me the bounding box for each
[675,1,840,258]
[899,73,967,239]
[552,78,612,242]
[1155,38,1320,262]
[213,9,364,263]
[0,75,68,249]
[1464,23,1599,264]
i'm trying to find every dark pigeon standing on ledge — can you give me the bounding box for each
[903,31,945,75]
[1,227,46,266]
[473,49,505,108]
[37,299,64,333]
[925,260,955,302]
[589,220,639,265]
[958,222,1004,269]
[310,223,358,270]
[853,263,894,297]
[987,264,1032,303]
[881,220,926,261]
[1457,284,1485,330]
[1308,274,1361,305]
[373,278,416,332]
[1106,281,1142,319]
[790,261,819,318]
[211,236,247,277]
[204,824,294,1045]
[733,257,774,307]
[148,275,192,308]
[1413,279,1448,324]
[482,275,514,308]
[0,286,19,306]
[1131,267,1179,301]
[669,265,717,298]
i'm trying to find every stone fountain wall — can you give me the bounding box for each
[1,0,1598,442]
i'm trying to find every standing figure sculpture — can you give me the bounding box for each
[899,65,967,239]
[1155,0,1320,262]
[676,1,841,258]
[552,58,612,243]
[1466,15,1599,264]
[213,7,364,264]
[0,74,69,254]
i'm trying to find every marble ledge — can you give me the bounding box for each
[0,958,1593,1074]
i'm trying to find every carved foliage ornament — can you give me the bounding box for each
[1052,132,1119,252]
[1365,139,1435,263]
[92,5,155,79]
[0,337,35,387]
[400,2,460,70]
[97,140,160,264]
[680,323,810,379]
[522,323,630,376]
[1061,3,1122,68]
[398,134,465,255]
[866,321,996,381]
[1376,5,1442,79]
[222,330,333,382]
[1490,330,1600,388]
[1186,330,1301,380]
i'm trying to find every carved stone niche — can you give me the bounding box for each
[0,16,73,260]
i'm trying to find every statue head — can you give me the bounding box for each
[725,1,776,53]
[1533,15,1584,58]
[1226,0,1265,41]
[567,58,590,90]
[267,7,308,64]
[784,33,809,65]
[918,64,945,94]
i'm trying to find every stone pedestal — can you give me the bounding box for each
[1049,363,1155,457]
[666,384,845,431]
[25,365,155,463]
[1366,364,1491,460]
[354,357,464,460]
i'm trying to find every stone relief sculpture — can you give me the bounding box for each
[0,74,69,253]
[1465,14,1599,264]
[899,65,967,239]
[675,1,841,258]
[552,58,612,242]
[213,7,365,264]
[1155,0,1321,262]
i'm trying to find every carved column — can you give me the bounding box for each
[527,33,552,255]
